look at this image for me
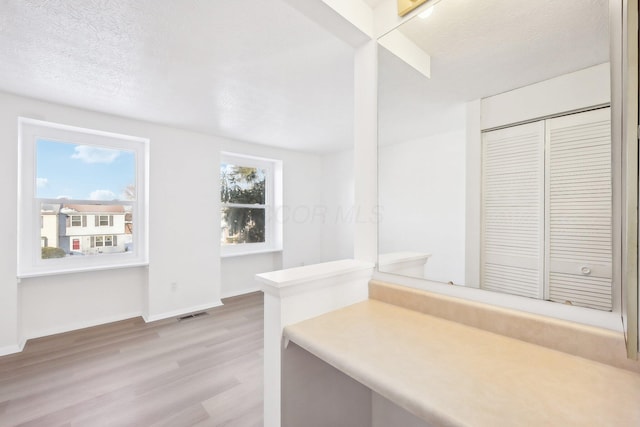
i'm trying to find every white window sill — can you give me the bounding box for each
[17,261,149,280]
[220,248,283,259]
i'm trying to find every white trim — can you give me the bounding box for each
[143,300,224,323]
[18,117,148,144]
[0,343,25,357]
[17,117,149,278]
[221,286,262,299]
[257,259,375,298]
[220,152,283,257]
[220,248,283,259]
[22,311,144,341]
[17,262,149,279]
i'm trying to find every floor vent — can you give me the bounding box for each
[178,311,208,321]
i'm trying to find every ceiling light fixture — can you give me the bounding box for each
[419,6,434,19]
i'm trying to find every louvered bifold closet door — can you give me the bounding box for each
[546,108,612,310]
[481,121,545,298]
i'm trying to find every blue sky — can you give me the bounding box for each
[36,139,136,201]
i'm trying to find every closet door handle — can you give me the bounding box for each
[581,266,591,275]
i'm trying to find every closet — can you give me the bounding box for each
[481,108,612,310]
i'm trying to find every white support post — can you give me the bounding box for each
[257,259,374,427]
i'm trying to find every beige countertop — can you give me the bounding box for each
[284,299,640,427]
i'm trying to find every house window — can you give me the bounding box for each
[18,118,149,277]
[97,215,111,227]
[220,152,282,257]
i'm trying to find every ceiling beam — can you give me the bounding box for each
[283,0,372,47]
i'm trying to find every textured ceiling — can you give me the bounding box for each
[0,0,612,152]
[0,0,355,153]
[379,0,610,145]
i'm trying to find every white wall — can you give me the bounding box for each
[354,40,379,263]
[221,252,283,299]
[0,91,221,351]
[481,63,610,130]
[0,90,355,350]
[320,149,355,261]
[0,91,225,345]
[218,139,344,299]
[379,129,466,284]
[0,92,21,353]
[0,90,360,349]
[19,268,146,339]
[146,120,222,321]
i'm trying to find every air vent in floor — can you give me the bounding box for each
[178,311,208,321]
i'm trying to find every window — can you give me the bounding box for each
[97,215,111,227]
[220,152,282,257]
[18,118,149,277]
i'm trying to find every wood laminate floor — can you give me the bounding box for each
[0,292,264,427]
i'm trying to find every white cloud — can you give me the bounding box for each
[89,189,117,201]
[71,145,120,164]
[36,177,48,188]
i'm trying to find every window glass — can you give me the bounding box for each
[19,118,148,277]
[221,207,266,244]
[220,165,266,205]
[99,215,110,226]
[220,153,282,256]
[36,139,135,201]
[220,163,267,246]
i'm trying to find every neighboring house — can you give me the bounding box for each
[41,204,130,255]
[40,209,59,249]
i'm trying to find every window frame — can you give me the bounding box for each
[71,215,82,227]
[18,117,149,277]
[98,215,110,227]
[220,152,283,257]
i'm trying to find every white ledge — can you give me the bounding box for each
[378,251,431,266]
[256,259,374,296]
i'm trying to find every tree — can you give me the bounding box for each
[122,184,136,201]
[42,246,66,259]
[221,165,266,243]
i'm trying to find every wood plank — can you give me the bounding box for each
[0,292,264,427]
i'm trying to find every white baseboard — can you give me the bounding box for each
[23,311,144,341]
[143,300,224,323]
[0,342,25,357]
[221,286,261,299]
